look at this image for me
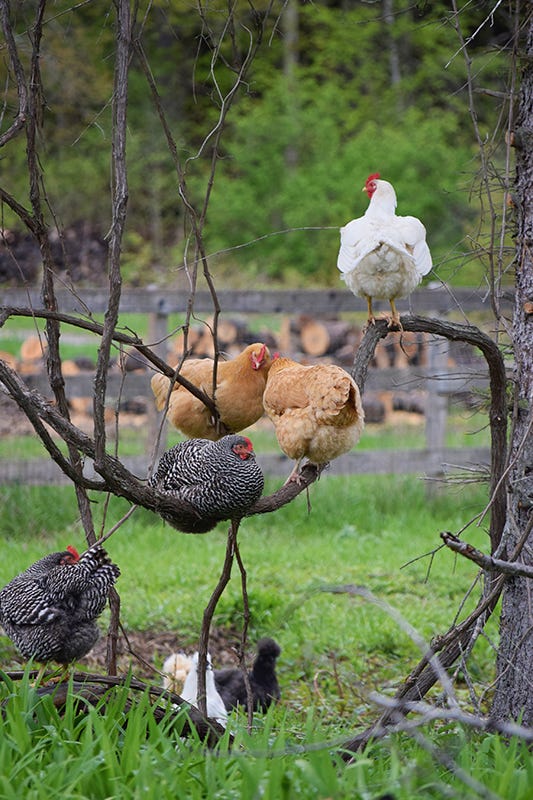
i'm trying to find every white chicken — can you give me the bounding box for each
[162,652,193,695]
[180,652,228,728]
[337,173,432,327]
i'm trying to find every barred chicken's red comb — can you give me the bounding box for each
[66,545,80,560]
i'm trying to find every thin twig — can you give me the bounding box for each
[234,539,255,731]
[95,506,139,547]
[197,519,240,715]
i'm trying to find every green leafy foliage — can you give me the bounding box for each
[0,0,512,287]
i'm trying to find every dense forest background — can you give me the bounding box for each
[0,0,513,288]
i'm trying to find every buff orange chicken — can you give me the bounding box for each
[151,343,272,440]
[263,357,364,482]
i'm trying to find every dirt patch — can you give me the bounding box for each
[81,626,245,681]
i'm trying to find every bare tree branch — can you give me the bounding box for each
[0,0,29,147]
[133,2,274,434]
[441,529,533,579]
[448,0,517,332]
[0,305,220,417]
[352,314,508,553]
[197,519,240,715]
[341,512,533,756]
[0,353,321,529]
[94,0,131,466]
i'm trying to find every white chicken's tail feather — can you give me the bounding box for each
[338,234,416,275]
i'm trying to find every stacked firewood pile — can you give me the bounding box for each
[8,316,435,428]
[0,224,108,285]
[9,315,429,374]
[161,314,428,371]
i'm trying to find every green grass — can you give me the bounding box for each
[0,475,528,797]
[0,671,531,799]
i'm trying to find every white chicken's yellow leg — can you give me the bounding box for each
[388,298,402,329]
[365,295,376,326]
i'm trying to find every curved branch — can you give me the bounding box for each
[247,463,323,514]
[352,315,508,552]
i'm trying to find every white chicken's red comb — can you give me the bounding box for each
[365,172,380,185]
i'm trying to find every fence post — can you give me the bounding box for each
[146,306,170,469]
[425,334,450,489]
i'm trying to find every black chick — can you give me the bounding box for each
[214,638,281,712]
[0,544,120,666]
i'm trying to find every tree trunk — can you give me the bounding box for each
[490,9,533,726]
[383,0,401,87]
[283,0,299,171]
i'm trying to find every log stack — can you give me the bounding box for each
[278,314,428,369]
[13,315,436,429]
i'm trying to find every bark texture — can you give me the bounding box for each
[490,10,533,726]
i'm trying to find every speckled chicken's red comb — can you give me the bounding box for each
[365,172,380,185]
[66,545,80,560]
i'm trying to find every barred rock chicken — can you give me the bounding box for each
[149,435,264,530]
[214,638,281,713]
[263,357,364,482]
[0,545,119,669]
[150,343,272,440]
[181,652,228,727]
[337,173,432,327]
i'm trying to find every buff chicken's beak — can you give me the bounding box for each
[251,344,267,370]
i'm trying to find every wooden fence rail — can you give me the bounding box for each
[0,286,505,485]
[0,284,513,315]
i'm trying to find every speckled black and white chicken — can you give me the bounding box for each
[0,544,120,665]
[149,435,264,526]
